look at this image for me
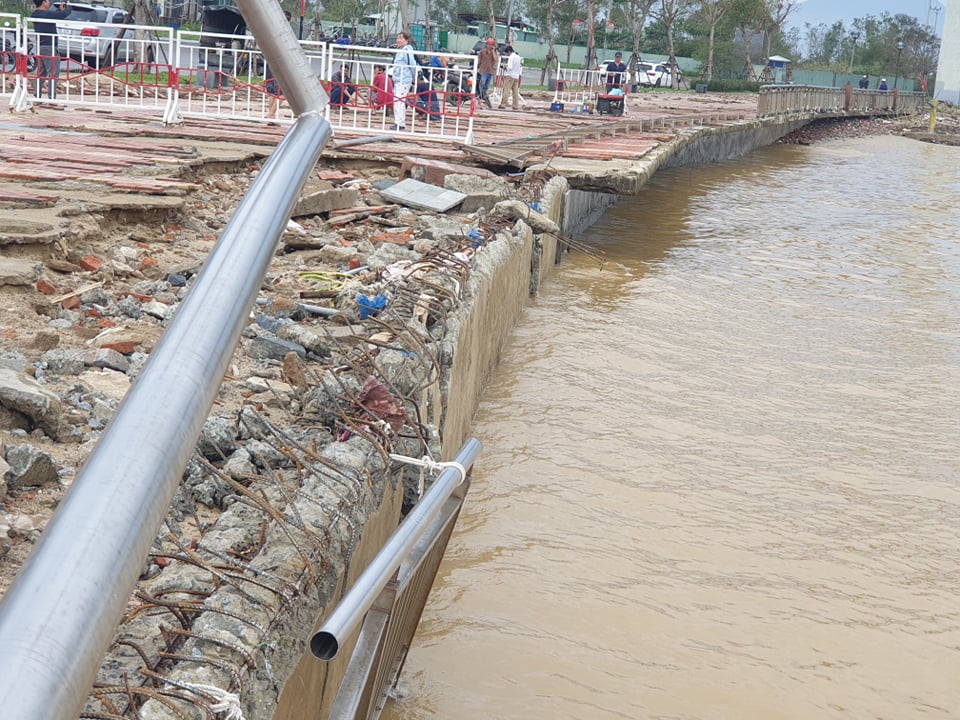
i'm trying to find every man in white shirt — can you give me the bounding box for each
[498,45,522,110]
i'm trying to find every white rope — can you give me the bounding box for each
[389,453,468,498]
[183,683,245,720]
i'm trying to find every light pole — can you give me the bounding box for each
[848,30,860,74]
[894,39,904,90]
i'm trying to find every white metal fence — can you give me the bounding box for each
[552,66,630,113]
[1,13,476,141]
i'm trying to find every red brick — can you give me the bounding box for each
[36,277,57,295]
[79,256,102,272]
[62,296,81,310]
[102,340,136,355]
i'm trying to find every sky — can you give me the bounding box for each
[788,0,948,33]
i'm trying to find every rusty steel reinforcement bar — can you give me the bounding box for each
[311,438,483,661]
[0,3,331,719]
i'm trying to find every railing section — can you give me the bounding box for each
[1,18,477,141]
[758,84,927,117]
[311,439,482,720]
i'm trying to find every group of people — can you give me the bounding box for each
[265,31,529,129]
[475,38,525,111]
[858,74,891,92]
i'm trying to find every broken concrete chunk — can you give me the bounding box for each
[4,444,59,490]
[379,179,467,213]
[493,199,561,235]
[0,368,61,438]
[292,181,360,218]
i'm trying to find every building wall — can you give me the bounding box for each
[935,0,960,103]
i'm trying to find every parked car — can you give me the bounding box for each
[58,3,150,67]
[637,61,670,87]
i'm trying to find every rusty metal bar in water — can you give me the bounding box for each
[0,4,332,719]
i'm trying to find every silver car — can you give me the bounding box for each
[58,3,150,68]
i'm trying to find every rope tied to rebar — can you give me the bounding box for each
[389,453,468,497]
[182,682,245,720]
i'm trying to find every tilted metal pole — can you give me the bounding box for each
[0,4,331,719]
[311,438,482,660]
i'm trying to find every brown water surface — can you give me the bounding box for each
[385,136,960,719]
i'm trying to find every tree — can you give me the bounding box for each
[694,0,735,80]
[651,0,695,88]
[762,0,797,62]
[728,0,768,79]
[608,0,656,84]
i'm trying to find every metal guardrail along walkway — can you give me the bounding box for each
[312,439,481,720]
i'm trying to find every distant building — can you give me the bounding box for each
[935,0,959,103]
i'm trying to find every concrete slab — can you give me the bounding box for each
[379,178,467,212]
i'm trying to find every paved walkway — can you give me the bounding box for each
[0,89,760,206]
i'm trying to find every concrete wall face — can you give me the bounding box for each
[935,0,960,104]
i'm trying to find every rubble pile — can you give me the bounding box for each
[0,151,562,716]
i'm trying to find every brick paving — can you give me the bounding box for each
[0,89,759,200]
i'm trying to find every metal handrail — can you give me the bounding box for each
[312,438,482,661]
[0,4,331,719]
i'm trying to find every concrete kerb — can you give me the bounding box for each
[85,176,572,720]
[526,115,815,196]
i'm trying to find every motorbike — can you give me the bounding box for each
[443,63,473,107]
[1,29,37,74]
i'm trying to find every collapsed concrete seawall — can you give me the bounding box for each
[76,176,571,720]
[529,115,813,196]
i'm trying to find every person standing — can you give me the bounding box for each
[31,0,71,100]
[476,38,498,109]
[498,45,522,110]
[878,78,888,92]
[604,51,627,92]
[858,74,869,89]
[391,30,416,131]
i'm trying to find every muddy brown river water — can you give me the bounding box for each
[385,135,960,719]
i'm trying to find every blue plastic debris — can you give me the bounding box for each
[357,294,388,319]
[467,228,484,247]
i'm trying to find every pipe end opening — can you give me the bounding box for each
[311,631,339,660]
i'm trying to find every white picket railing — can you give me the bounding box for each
[1,14,476,141]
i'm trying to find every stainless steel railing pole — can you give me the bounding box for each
[0,4,332,718]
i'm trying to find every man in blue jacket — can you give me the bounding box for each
[31,0,71,99]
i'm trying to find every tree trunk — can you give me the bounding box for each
[488,0,497,43]
[398,0,411,36]
[585,0,597,70]
[706,23,716,80]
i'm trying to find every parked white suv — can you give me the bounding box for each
[637,61,670,87]
[59,3,153,67]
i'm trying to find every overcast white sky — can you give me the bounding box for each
[789,0,947,33]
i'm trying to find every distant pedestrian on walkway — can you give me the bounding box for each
[858,74,869,89]
[498,45,522,110]
[604,52,627,92]
[264,63,282,122]
[878,78,888,92]
[31,0,71,100]
[476,38,498,108]
[391,30,416,130]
